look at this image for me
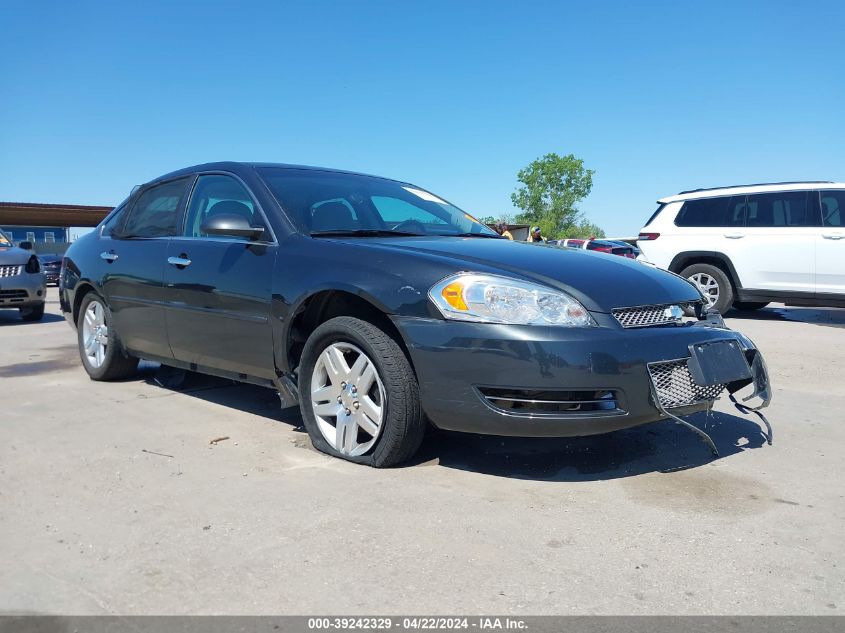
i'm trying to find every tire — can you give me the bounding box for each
[20,303,45,322]
[77,292,139,381]
[733,301,769,311]
[680,263,734,315]
[298,316,425,467]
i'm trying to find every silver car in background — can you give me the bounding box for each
[0,230,46,321]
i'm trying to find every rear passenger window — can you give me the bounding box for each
[746,191,810,227]
[675,196,744,227]
[101,201,129,238]
[820,191,844,227]
[121,178,191,238]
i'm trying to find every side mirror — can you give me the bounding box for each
[19,241,34,250]
[200,214,265,241]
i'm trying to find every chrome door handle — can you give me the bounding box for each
[821,233,844,240]
[100,251,119,262]
[724,233,745,239]
[167,256,192,268]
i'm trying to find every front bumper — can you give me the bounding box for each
[394,315,768,438]
[0,271,46,309]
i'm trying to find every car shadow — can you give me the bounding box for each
[0,310,65,326]
[410,410,769,481]
[145,367,770,482]
[727,305,845,330]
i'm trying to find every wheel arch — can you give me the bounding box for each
[668,251,744,291]
[71,281,99,327]
[283,289,413,377]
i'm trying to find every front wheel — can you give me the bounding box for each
[77,292,139,380]
[298,316,425,467]
[680,263,734,315]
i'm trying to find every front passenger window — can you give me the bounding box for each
[184,175,258,239]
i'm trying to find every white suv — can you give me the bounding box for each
[637,182,845,314]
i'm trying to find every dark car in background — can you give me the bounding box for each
[60,162,771,466]
[38,253,62,285]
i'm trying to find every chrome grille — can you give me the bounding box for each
[648,359,724,408]
[0,265,21,278]
[612,302,696,328]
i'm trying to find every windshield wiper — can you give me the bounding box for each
[310,229,425,237]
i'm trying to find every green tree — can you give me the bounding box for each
[562,220,606,239]
[511,153,599,239]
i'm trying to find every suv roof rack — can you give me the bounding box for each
[678,181,834,195]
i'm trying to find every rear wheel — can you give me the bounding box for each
[298,316,425,467]
[680,263,734,315]
[733,301,769,311]
[20,303,45,322]
[77,292,139,380]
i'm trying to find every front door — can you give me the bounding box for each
[817,189,845,297]
[162,173,277,379]
[101,177,193,359]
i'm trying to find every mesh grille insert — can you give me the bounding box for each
[648,359,724,408]
[612,303,697,328]
[0,265,21,278]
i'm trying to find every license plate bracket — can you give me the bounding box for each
[687,339,752,387]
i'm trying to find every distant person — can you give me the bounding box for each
[495,221,514,240]
[526,226,547,243]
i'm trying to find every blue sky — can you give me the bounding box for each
[2,0,843,236]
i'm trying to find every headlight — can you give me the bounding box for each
[25,255,41,274]
[429,273,595,327]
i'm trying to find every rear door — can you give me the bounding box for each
[162,173,277,379]
[817,190,845,296]
[734,191,816,292]
[101,177,192,359]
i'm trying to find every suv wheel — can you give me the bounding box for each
[680,263,734,315]
[20,303,45,322]
[77,292,139,380]
[298,316,425,467]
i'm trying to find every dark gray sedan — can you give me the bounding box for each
[60,162,771,466]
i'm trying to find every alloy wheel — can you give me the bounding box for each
[310,342,386,456]
[82,300,108,368]
[688,272,720,308]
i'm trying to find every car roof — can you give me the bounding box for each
[658,181,845,203]
[148,161,406,187]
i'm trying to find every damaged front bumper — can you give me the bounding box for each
[393,310,772,453]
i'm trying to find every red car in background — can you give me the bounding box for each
[555,238,639,258]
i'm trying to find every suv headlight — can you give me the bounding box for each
[429,273,595,327]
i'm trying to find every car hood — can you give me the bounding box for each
[0,246,36,266]
[337,236,701,312]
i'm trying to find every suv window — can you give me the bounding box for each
[746,191,810,227]
[121,178,191,238]
[675,196,745,227]
[820,190,844,227]
[184,175,257,238]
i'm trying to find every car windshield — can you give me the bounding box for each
[258,168,498,238]
[0,231,11,247]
